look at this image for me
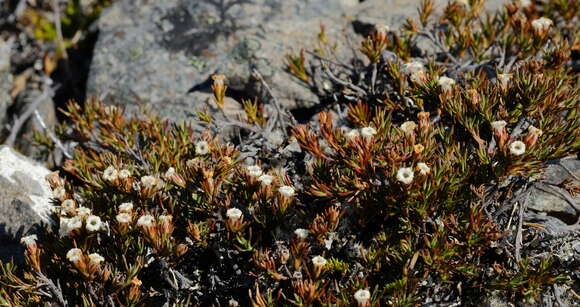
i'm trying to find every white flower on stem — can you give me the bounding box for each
[294,228,309,240]
[402,61,424,74]
[140,175,157,188]
[103,166,118,182]
[67,216,83,231]
[360,126,377,140]
[118,202,133,212]
[66,248,83,263]
[438,76,456,92]
[528,125,543,137]
[509,141,526,156]
[417,163,431,176]
[158,215,173,223]
[116,212,132,224]
[531,17,553,33]
[345,129,360,141]
[246,165,263,177]
[258,174,274,186]
[279,185,295,198]
[137,215,155,227]
[118,169,131,179]
[195,140,210,155]
[52,186,66,200]
[396,167,414,185]
[400,121,417,135]
[85,215,103,232]
[88,253,105,265]
[164,167,175,179]
[312,255,327,267]
[20,234,38,247]
[226,208,243,221]
[76,206,92,218]
[354,289,372,306]
[491,120,507,133]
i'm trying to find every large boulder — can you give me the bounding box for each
[87,0,503,121]
[0,146,54,263]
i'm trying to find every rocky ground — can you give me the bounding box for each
[0,0,578,304]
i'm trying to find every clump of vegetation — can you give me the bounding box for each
[1,0,579,305]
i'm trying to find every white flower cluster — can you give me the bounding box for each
[509,140,526,156]
[531,17,553,33]
[137,214,155,227]
[343,126,377,141]
[20,234,38,248]
[354,289,371,306]
[402,61,425,83]
[396,167,414,185]
[195,140,210,155]
[226,208,243,221]
[438,76,456,92]
[278,185,295,198]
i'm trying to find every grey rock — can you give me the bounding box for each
[527,158,580,224]
[0,146,54,263]
[88,0,503,122]
[0,38,13,130]
[12,88,57,157]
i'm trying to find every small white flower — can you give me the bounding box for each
[278,185,295,198]
[396,167,414,185]
[164,167,175,179]
[61,199,76,213]
[438,76,456,92]
[67,216,83,231]
[497,73,512,88]
[402,61,424,74]
[118,169,131,179]
[400,121,417,135]
[52,186,66,200]
[354,289,372,306]
[360,126,377,139]
[312,255,327,267]
[76,206,92,218]
[294,228,309,240]
[116,212,132,224]
[140,175,157,188]
[247,165,263,177]
[491,120,507,132]
[345,129,360,141]
[158,215,173,223]
[226,208,243,221]
[118,202,134,212]
[88,253,104,265]
[103,166,118,182]
[528,125,543,136]
[531,17,553,33]
[519,0,532,7]
[417,163,431,176]
[258,174,274,186]
[375,24,390,35]
[66,248,83,263]
[20,234,38,247]
[509,141,526,156]
[195,140,210,155]
[137,214,155,227]
[85,215,103,232]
